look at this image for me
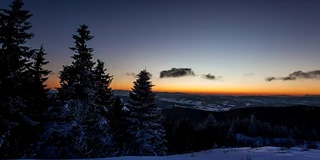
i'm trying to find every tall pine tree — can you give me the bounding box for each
[27,44,51,157]
[94,59,113,116]
[0,0,38,158]
[59,25,95,101]
[125,69,167,156]
[45,25,112,158]
[28,44,51,121]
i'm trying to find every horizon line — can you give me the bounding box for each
[49,88,318,97]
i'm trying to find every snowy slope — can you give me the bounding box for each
[103,147,320,160]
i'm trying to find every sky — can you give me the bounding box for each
[1,0,320,96]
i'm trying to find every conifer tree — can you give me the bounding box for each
[125,69,167,156]
[94,59,113,116]
[29,44,51,120]
[108,96,127,156]
[47,25,112,158]
[204,113,217,128]
[0,0,37,158]
[171,118,194,153]
[27,44,51,157]
[226,121,236,146]
[200,113,218,149]
[59,24,95,101]
[248,115,256,136]
[109,96,125,135]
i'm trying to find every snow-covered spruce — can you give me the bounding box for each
[0,0,50,158]
[42,25,113,158]
[124,70,167,156]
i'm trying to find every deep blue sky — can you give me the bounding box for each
[1,0,320,95]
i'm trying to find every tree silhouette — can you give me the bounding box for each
[0,0,38,158]
[125,69,167,156]
[45,25,112,158]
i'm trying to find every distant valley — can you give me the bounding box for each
[114,90,320,112]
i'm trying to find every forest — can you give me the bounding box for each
[163,106,320,155]
[0,0,319,159]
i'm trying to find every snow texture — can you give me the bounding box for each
[103,147,320,160]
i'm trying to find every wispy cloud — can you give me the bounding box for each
[265,77,276,82]
[266,70,320,82]
[160,68,195,78]
[244,73,255,77]
[202,73,222,80]
[125,72,137,77]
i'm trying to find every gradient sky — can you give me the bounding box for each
[1,0,320,95]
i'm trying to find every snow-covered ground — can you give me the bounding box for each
[104,147,320,160]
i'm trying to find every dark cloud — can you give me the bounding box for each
[265,77,276,82]
[282,76,296,81]
[266,70,320,82]
[125,72,137,77]
[203,74,216,80]
[160,68,195,78]
[202,73,222,80]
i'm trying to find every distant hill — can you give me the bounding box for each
[162,105,320,129]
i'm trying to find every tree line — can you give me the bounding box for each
[164,107,320,154]
[0,0,166,158]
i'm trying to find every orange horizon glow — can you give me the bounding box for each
[45,79,318,96]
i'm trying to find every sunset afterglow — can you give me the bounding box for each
[2,0,319,96]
